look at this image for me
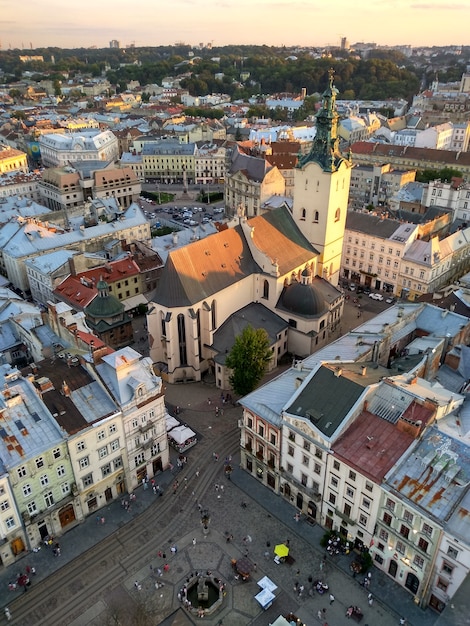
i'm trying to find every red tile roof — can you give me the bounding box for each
[332,411,415,483]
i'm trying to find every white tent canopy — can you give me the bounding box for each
[168,425,196,445]
[165,414,180,431]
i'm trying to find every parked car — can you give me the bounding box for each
[386,296,396,304]
[349,284,356,292]
[369,293,384,301]
[363,286,371,295]
[202,216,211,223]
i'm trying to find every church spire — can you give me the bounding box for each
[299,69,349,173]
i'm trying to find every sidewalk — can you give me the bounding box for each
[0,463,176,609]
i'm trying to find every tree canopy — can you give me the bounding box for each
[415,167,463,183]
[225,325,273,397]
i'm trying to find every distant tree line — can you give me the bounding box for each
[0,45,423,101]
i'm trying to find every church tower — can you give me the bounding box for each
[293,70,352,286]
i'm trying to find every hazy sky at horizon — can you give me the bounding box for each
[0,0,467,50]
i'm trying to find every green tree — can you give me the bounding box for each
[225,325,272,396]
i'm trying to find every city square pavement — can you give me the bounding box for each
[0,377,450,626]
[0,299,459,624]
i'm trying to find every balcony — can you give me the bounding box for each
[284,470,321,501]
[335,508,356,526]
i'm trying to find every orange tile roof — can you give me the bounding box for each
[54,276,97,310]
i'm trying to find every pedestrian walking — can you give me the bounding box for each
[399,619,407,626]
[163,563,170,572]
[317,610,322,620]
[368,592,373,606]
[134,580,142,590]
[192,538,197,546]
[329,593,335,605]
[4,607,11,621]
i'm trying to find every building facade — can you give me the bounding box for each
[94,348,170,490]
[292,71,353,286]
[39,130,119,168]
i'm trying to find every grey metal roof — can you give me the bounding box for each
[284,364,366,438]
[435,364,466,394]
[366,383,415,423]
[0,367,64,469]
[345,211,402,239]
[239,367,304,428]
[211,303,287,366]
[229,149,271,183]
[386,426,470,522]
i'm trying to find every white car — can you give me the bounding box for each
[369,293,384,301]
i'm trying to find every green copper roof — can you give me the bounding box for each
[85,280,124,319]
[298,69,351,173]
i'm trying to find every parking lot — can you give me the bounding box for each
[138,195,226,231]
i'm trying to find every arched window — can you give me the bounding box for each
[334,208,340,222]
[301,208,306,221]
[263,280,269,299]
[177,314,187,365]
[196,310,202,361]
[313,210,319,223]
[211,300,217,330]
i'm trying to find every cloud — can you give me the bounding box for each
[411,2,468,8]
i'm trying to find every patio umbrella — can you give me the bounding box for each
[274,543,289,558]
[235,557,253,578]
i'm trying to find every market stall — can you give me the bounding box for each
[167,425,197,452]
[255,576,278,610]
[165,414,180,431]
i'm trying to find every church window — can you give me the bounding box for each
[334,208,340,222]
[177,314,188,365]
[196,310,202,361]
[263,280,269,300]
[313,211,319,223]
[301,208,306,221]
[211,300,217,330]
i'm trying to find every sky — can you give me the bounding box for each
[0,0,467,50]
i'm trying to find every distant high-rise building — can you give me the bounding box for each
[109,40,120,49]
[340,36,349,51]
